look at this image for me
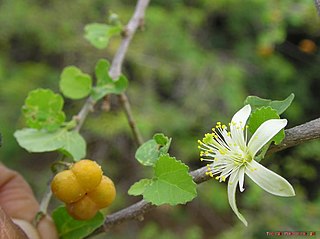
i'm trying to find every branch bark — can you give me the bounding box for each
[267,118,320,154]
[101,117,320,229]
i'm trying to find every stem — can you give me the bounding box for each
[118,93,144,146]
[33,176,54,226]
[74,97,95,132]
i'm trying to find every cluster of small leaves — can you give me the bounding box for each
[14,58,128,161]
[129,133,197,206]
[245,93,294,161]
[14,11,125,162]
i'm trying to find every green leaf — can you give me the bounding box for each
[135,140,160,166]
[14,128,65,152]
[128,179,152,196]
[143,155,197,206]
[14,129,86,160]
[60,66,92,100]
[244,93,294,115]
[91,74,128,101]
[153,133,169,146]
[95,59,112,86]
[84,23,122,49]
[22,89,65,132]
[248,106,285,145]
[135,134,171,166]
[59,131,86,161]
[270,94,295,115]
[52,206,104,239]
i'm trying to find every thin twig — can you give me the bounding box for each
[108,0,150,146]
[108,0,150,79]
[74,97,95,132]
[100,117,320,229]
[118,93,144,145]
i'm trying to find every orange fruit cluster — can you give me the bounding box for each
[51,159,116,220]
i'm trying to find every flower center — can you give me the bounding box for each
[198,121,252,182]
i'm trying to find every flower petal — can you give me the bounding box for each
[248,119,287,158]
[231,104,251,126]
[227,170,248,226]
[230,105,251,149]
[246,160,295,197]
[238,166,245,192]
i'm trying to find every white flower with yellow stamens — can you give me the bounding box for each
[198,104,295,226]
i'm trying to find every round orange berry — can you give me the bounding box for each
[51,170,85,203]
[66,195,99,220]
[71,160,103,192]
[88,176,116,208]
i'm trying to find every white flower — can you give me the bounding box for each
[198,105,295,226]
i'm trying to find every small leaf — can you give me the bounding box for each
[248,107,285,145]
[52,206,104,239]
[143,155,197,206]
[244,93,294,115]
[270,93,295,115]
[135,140,159,166]
[153,133,168,146]
[14,129,86,160]
[60,66,92,99]
[91,74,128,101]
[14,128,65,152]
[22,89,65,132]
[95,59,112,86]
[135,134,171,166]
[84,23,122,49]
[60,131,86,161]
[114,75,128,93]
[128,179,152,196]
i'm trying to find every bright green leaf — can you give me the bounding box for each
[135,134,171,166]
[114,75,128,93]
[14,129,86,160]
[59,131,86,161]
[22,89,65,132]
[95,59,112,86]
[128,179,153,196]
[143,155,197,206]
[244,93,294,115]
[153,133,169,146]
[52,206,104,239]
[84,23,122,49]
[60,66,92,100]
[14,128,65,152]
[135,140,159,166]
[248,106,285,145]
[91,74,128,101]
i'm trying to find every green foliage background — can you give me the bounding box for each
[0,0,319,238]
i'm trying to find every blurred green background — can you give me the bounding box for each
[0,0,320,238]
